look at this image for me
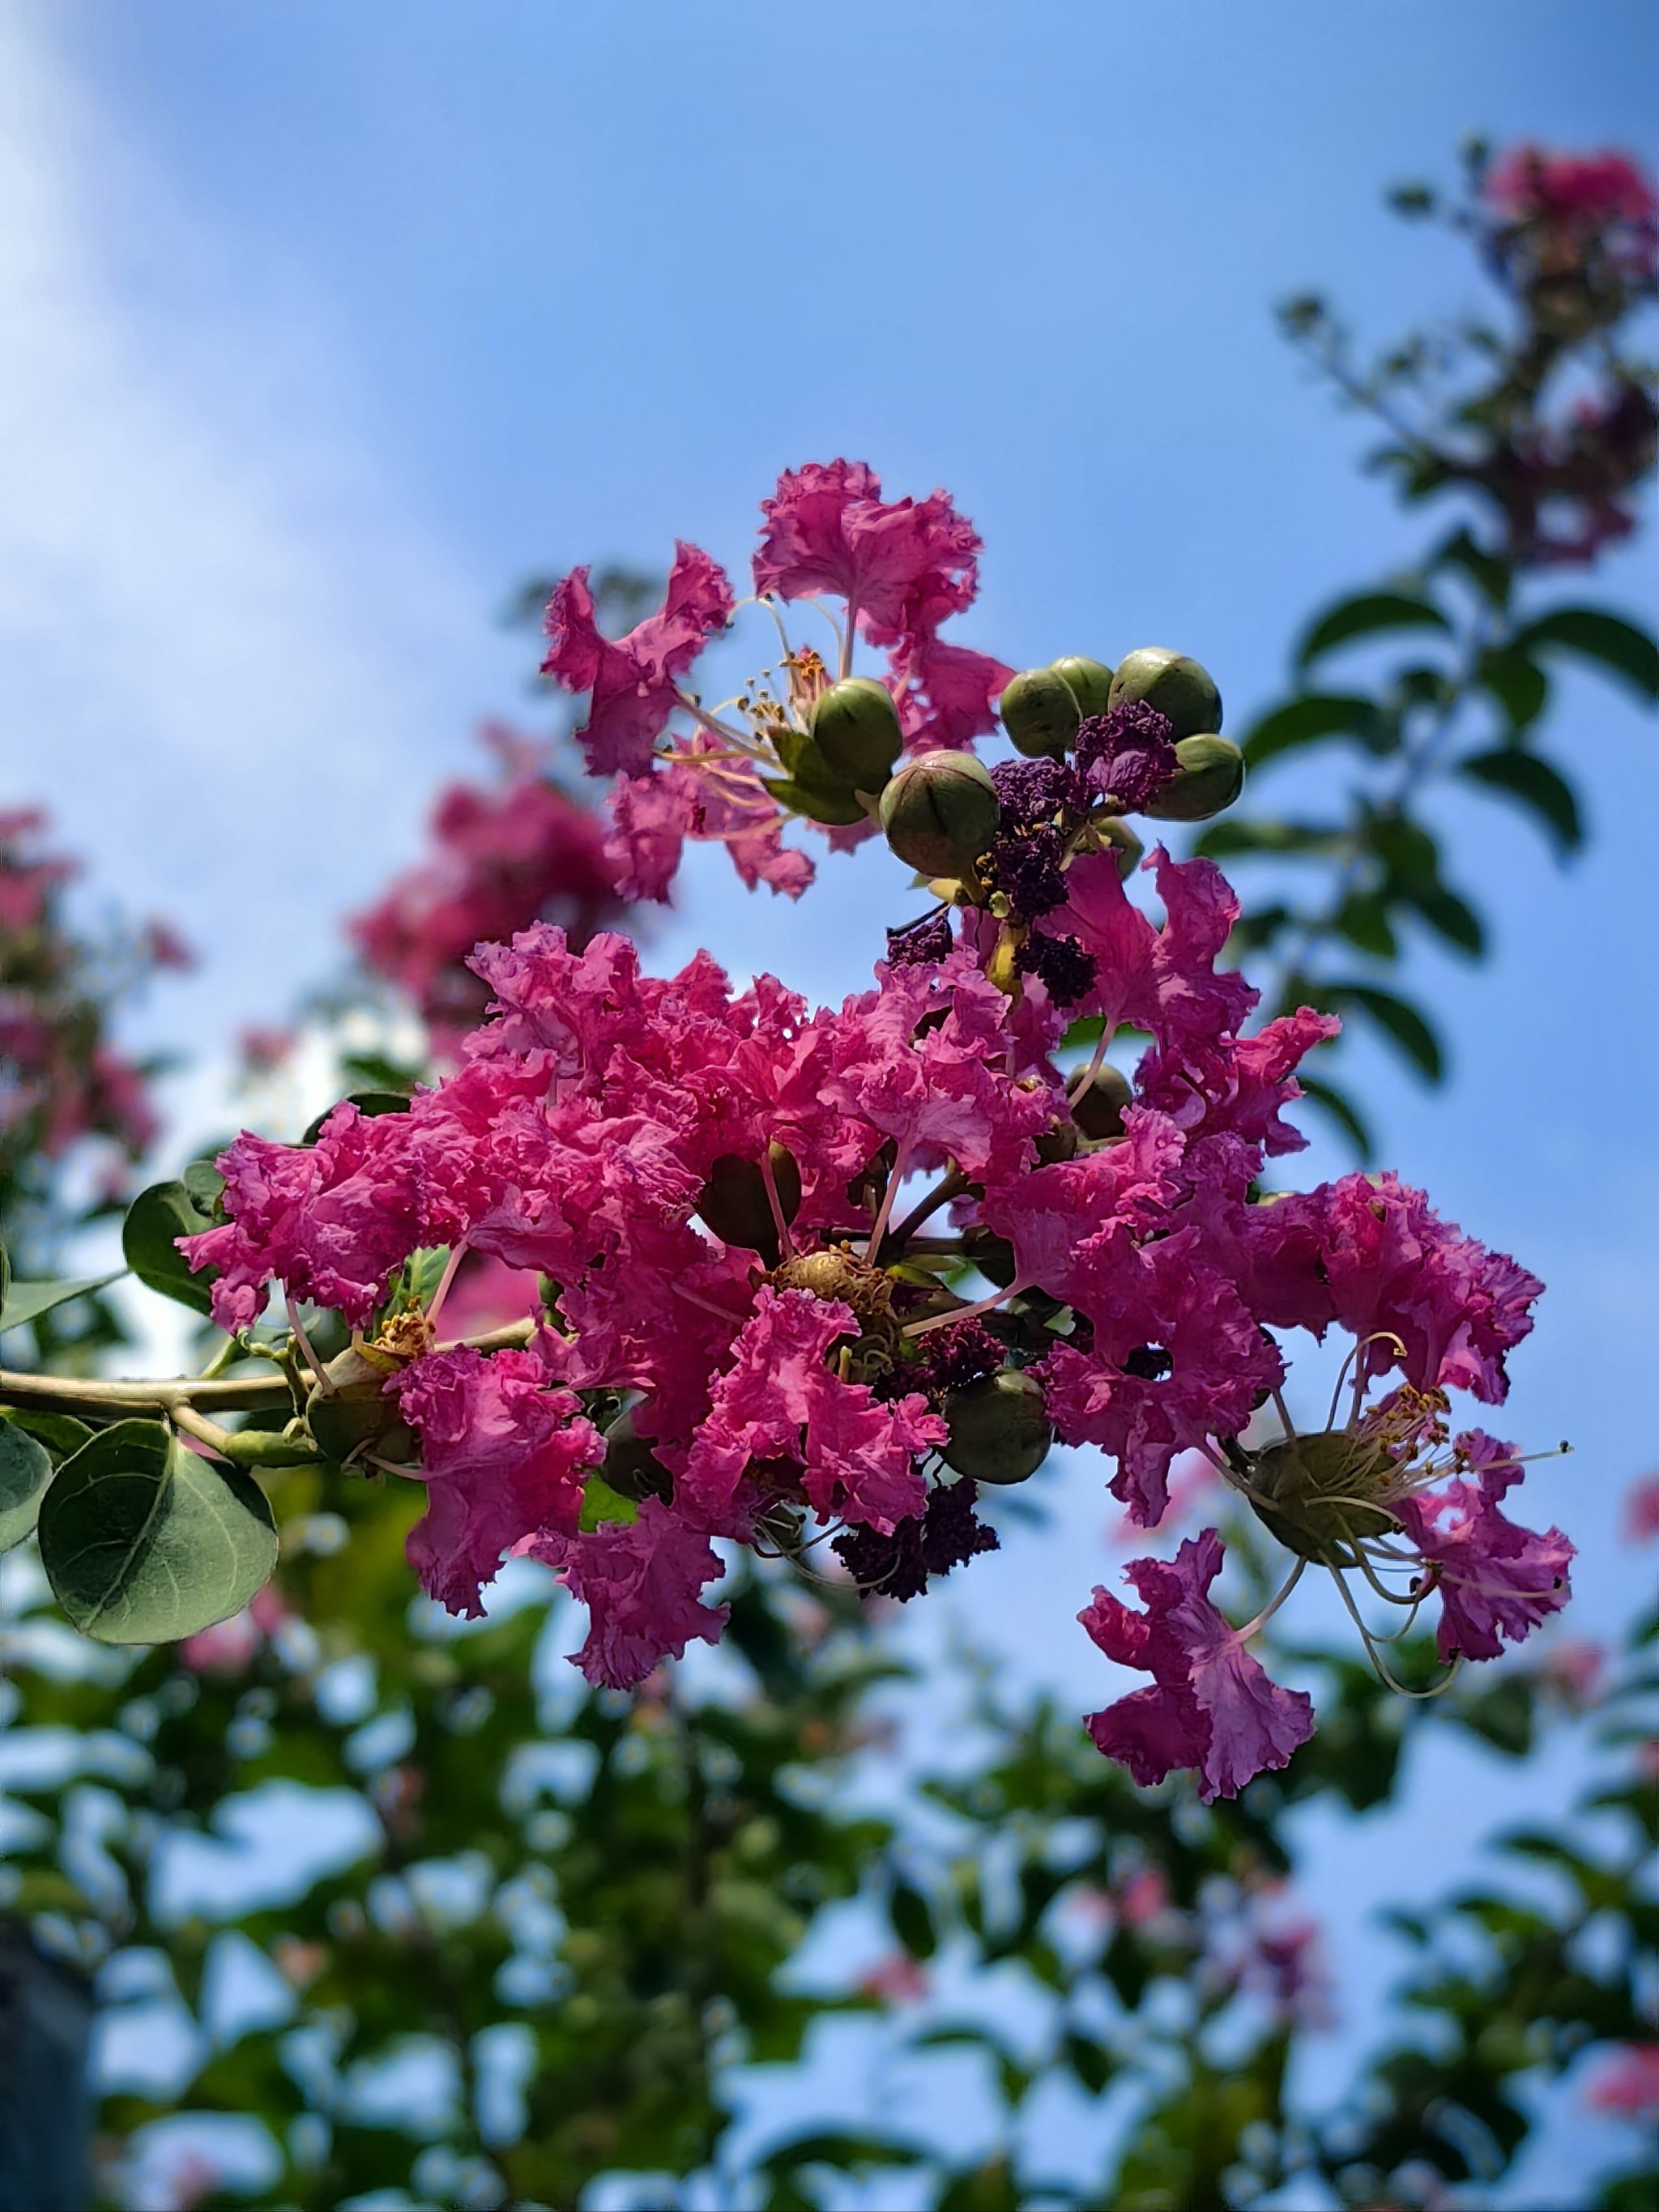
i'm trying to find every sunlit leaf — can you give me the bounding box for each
[37,1419,279,1644]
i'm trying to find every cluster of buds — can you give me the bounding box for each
[175,463,1572,1804]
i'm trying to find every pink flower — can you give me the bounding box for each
[1587,2044,1659,2117]
[1244,1173,1542,1404]
[1080,1529,1315,1801]
[352,729,623,1051]
[392,1343,604,1617]
[681,1287,942,1535]
[531,1496,729,1689]
[1393,1431,1573,1664]
[183,1101,431,1331]
[886,632,1015,753]
[753,458,983,642]
[1623,1470,1659,1543]
[1038,1235,1283,1526]
[1486,145,1657,229]
[608,740,814,905]
[1056,847,1256,1054]
[542,543,735,778]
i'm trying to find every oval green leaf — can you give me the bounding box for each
[37,1418,279,1644]
[1243,693,1384,768]
[0,1420,54,1553]
[0,1270,126,1335]
[1517,607,1659,703]
[122,1179,218,1315]
[1460,748,1584,858]
[1296,590,1452,671]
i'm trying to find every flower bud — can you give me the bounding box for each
[602,1406,674,1503]
[306,1345,419,1466]
[1000,667,1081,760]
[1071,1063,1133,1140]
[1141,735,1245,822]
[1248,1431,1393,1566]
[1049,654,1115,718]
[697,1142,802,1257]
[1108,647,1224,739]
[942,1369,1053,1484]
[878,750,1000,878]
[810,676,902,788]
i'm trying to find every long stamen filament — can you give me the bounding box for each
[1230,1556,1307,1644]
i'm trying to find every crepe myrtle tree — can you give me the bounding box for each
[2,134,1654,2212]
[2,455,1574,1809]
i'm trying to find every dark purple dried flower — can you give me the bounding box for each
[989,829,1068,918]
[833,1477,1000,1600]
[885,909,956,966]
[1016,930,1098,1006]
[1074,702,1179,814]
[991,756,1073,832]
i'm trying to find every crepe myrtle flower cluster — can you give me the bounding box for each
[168,464,1571,1804]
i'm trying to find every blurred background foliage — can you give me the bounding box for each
[2,143,1656,2212]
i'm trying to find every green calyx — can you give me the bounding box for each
[1142,734,1246,822]
[1247,1430,1397,1566]
[1000,667,1082,760]
[878,749,1000,877]
[942,1368,1053,1485]
[601,1406,674,1504]
[306,1345,420,1466]
[761,729,872,826]
[810,676,902,786]
[1071,1063,1133,1140]
[1049,654,1115,718]
[1108,646,1224,739]
[697,1143,803,1261]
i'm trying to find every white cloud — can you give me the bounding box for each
[0,0,505,1043]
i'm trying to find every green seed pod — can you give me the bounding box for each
[1248,1430,1395,1566]
[1034,1116,1081,1165]
[1000,667,1082,760]
[602,1406,674,1503]
[1108,646,1224,738]
[942,1369,1053,1485]
[306,1346,419,1466]
[1049,654,1115,718]
[1141,734,1245,822]
[810,676,903,787]
[1072,1063,1133,1141]
[1094,816,1143,880]
[696,1142,803,1256]
[878,749,1000,877]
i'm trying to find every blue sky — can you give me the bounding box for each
[3,0,1657,2197]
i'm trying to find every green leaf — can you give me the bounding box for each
[1518,607,1659,702]
[0,1271,126,1335]
[1242,693,1384,768]
[0,1421,53,1553]
[1398,880,1486,956]
[2,1406,92,1457]
[181,1158,225,1213]
[1320,982,1445,1082]
[1435,525,1512,609]
[301,1091,412,1146]
[1478,646,1548,731]
[36,1419,279,1644]
[1294,1076,1374,1159]
[1297,590,1452,670]
[1336,893,1398,960]
[1460,748,1584,858]
[123,1180,218,1316]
